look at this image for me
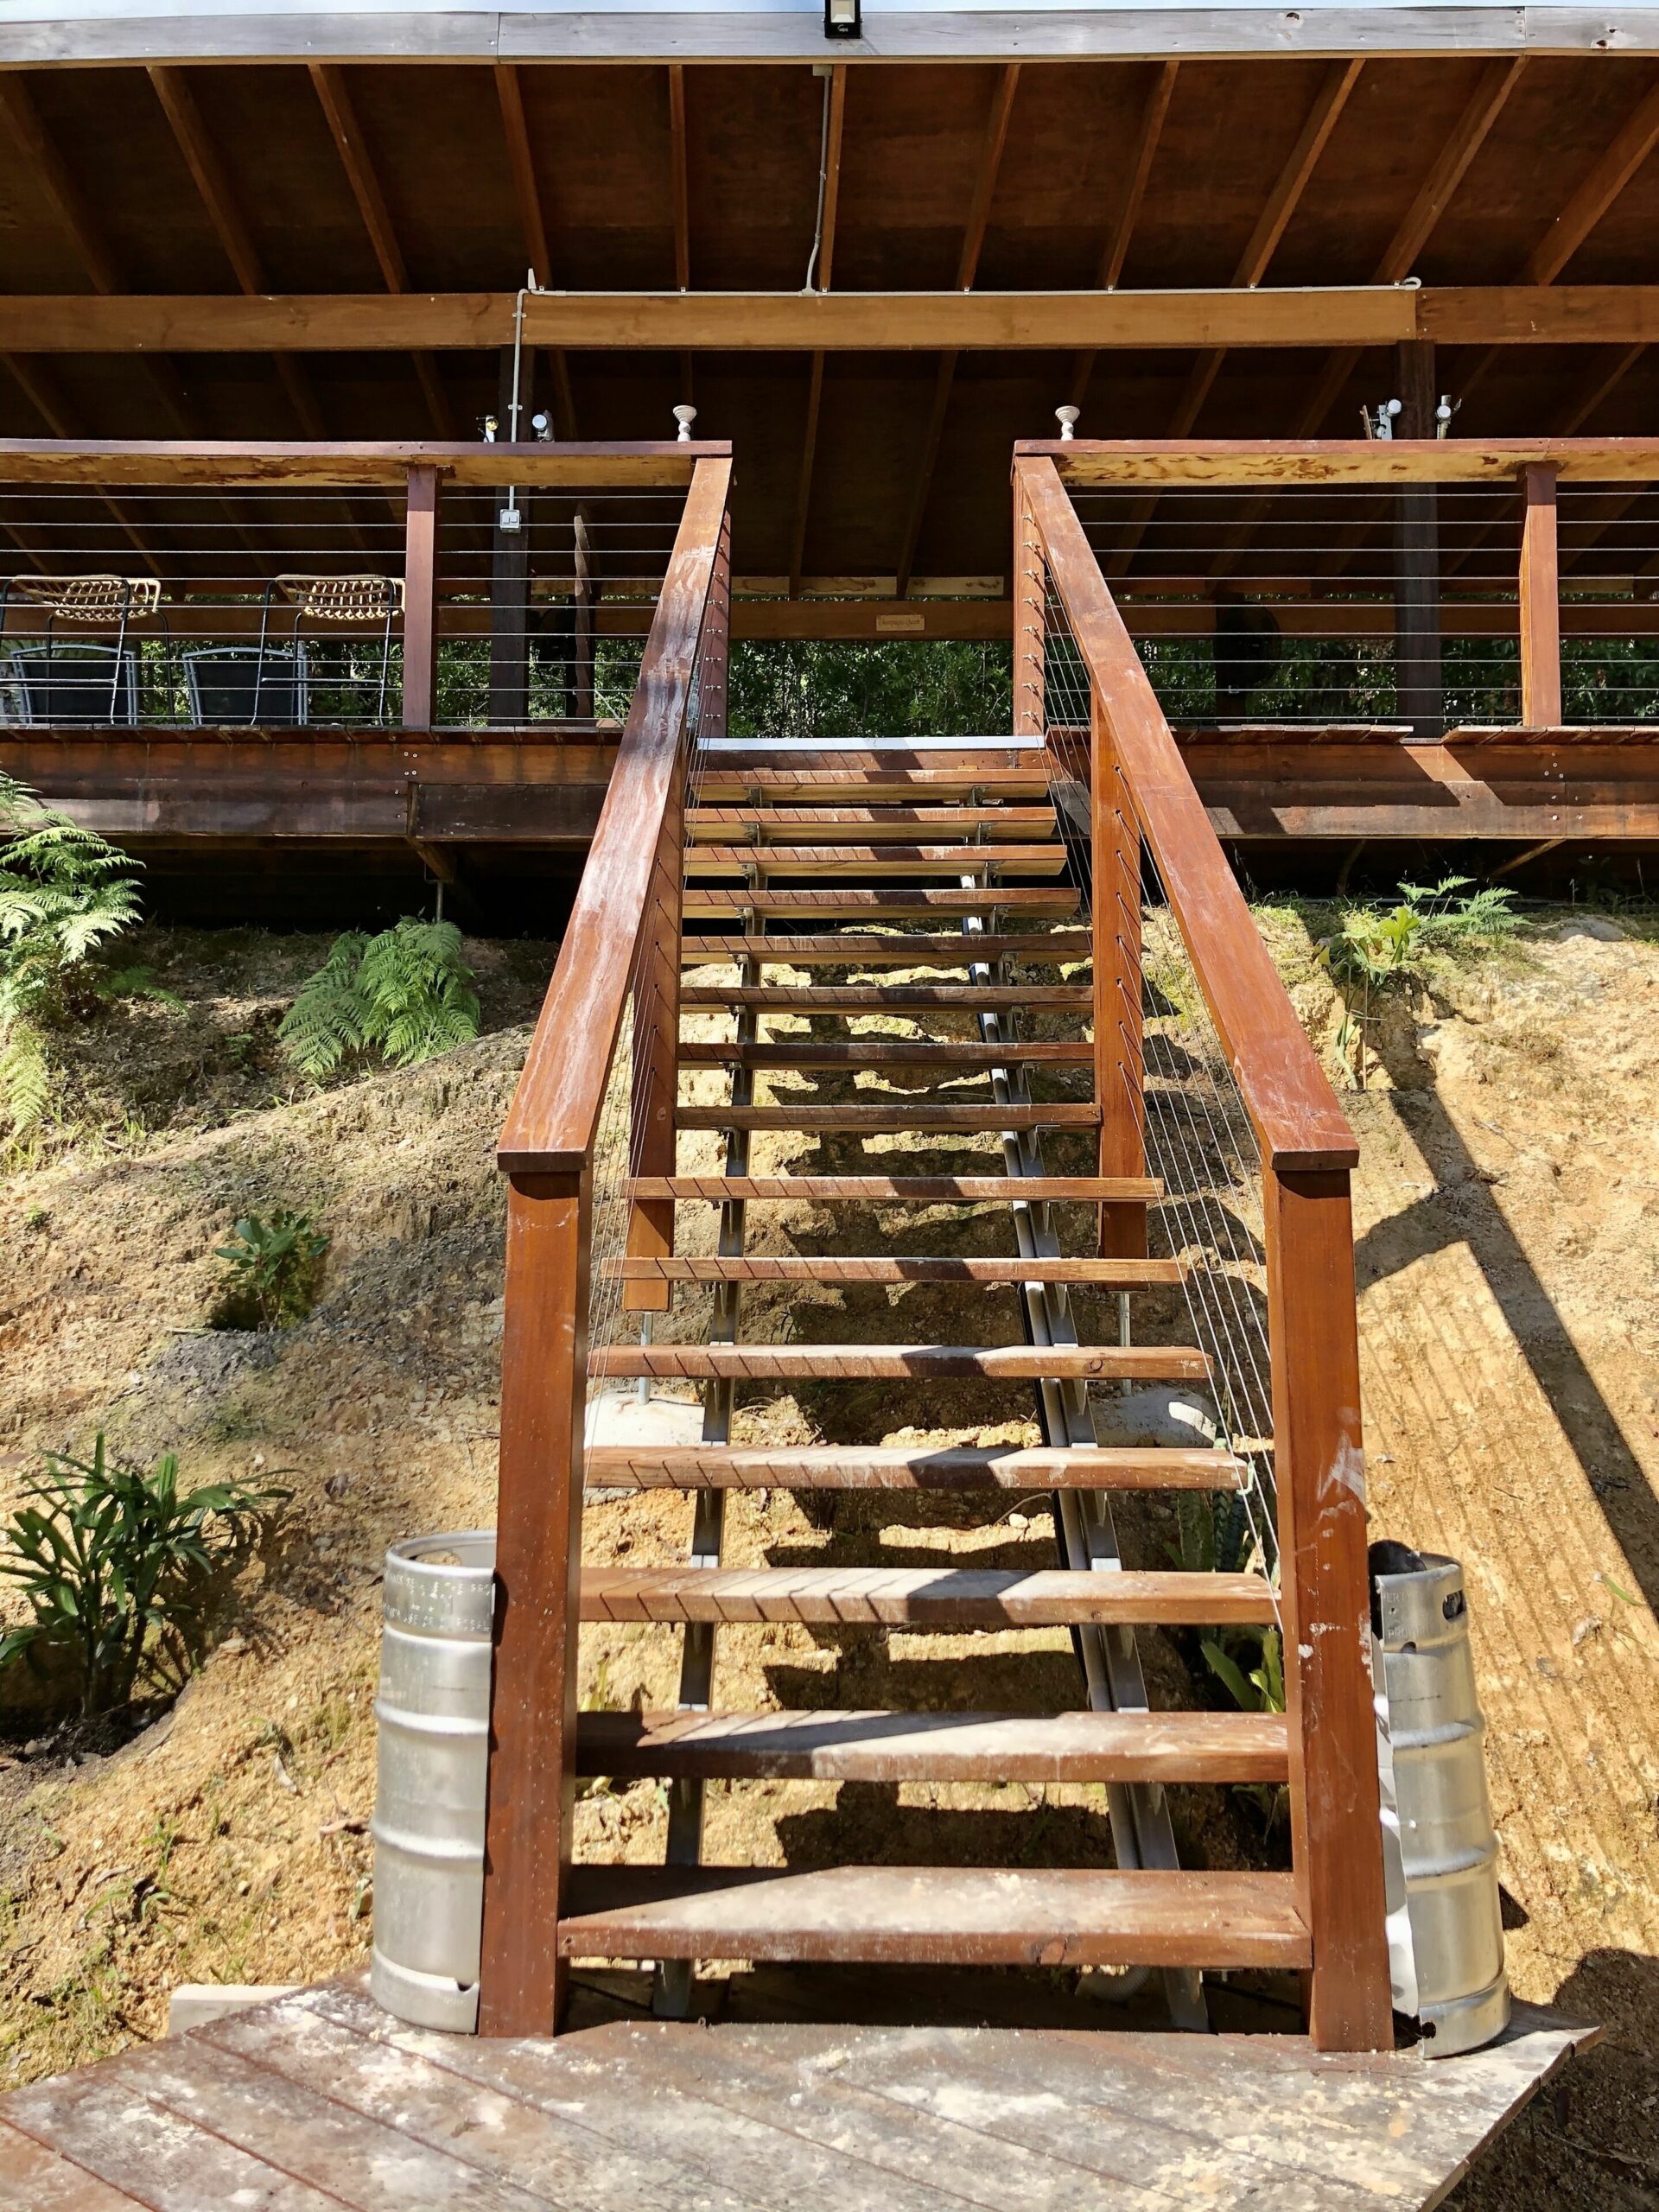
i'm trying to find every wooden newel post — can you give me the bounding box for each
[1090,689,1147,1261]
[403,461,442,733]
[480,1168,590,2036]
[1519,461,1561,730]
[1263,1164,1394,2053]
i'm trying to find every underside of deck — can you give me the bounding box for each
[0,1973,1599,2212]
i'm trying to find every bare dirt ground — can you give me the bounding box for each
[0,912,1656,2204]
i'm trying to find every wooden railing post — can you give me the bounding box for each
[403,461,441,732]
[623,757,687,1313]
[480,1168,590,2036]
[1519,461,1561,729]
[1263,1164,1394,2053]
[1090,683,1147,1260]
[1013,467,1046,739]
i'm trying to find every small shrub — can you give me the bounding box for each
[1318,875,1520,1084]
[0,1435,285,1719]
[278,918,480,1079]
[0,772,143,1135]
[213,1209,329,1330]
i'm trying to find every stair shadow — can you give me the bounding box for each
[1354,1072,1659,1622]
[765,1653,1085,1713]
[770,1780,1118,1871]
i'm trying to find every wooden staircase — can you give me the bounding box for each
[480,447,1394,2054]
[565,746,1289,2007]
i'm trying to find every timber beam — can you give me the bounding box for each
[3,288,1659,354]
[10,733,1659,846]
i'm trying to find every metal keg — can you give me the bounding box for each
[371,1531,495,2033]
[1371,1543,1510,2057]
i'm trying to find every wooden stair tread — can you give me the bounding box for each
[684,888,1079,915]
[589,1342,1209,1380]
[580,1565,1273,1626]
[687,805,1058,836]
[680,985,1093,1008]
[626,1173,1160,1201]
[576,1707,1288,1783]
[681,932,1091,963]
[687,887,1077,910]
[680,1039,1091,1066]
[676,1103,1102,1130]
[583,1443,1243,1491]
[602,1255,1182,1284]
[558,1865,1308,1968]
[684,844,1067,874]
[695,764,1050,796]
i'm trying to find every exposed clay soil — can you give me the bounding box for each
[0,913,1656,2205]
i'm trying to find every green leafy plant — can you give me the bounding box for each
[1202,1624,1288,1831]
[213,1208,329,1330]
[278,918,480,1079]
[0,772,143,1135]
[0,1435,285,1719]
[1318,876,1519,1086]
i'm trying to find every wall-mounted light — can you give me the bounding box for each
[823,0,861,39]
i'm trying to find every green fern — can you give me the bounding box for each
[0,772,143,1134]
[279,919,480,1080]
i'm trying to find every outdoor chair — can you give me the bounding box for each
[0,575,164,727]
[182,572,404,728]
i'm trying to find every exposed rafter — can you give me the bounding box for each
[148,65,327,441]
[895,62,1020,598]
[668,62,694,407]
[309,63,458,440]
[1108,60,1361,579]
[789,62,847,600]
[1458,72,1659,418]
[1068,59,1178,414]
[1209,59,1526,582]
[494,61,578,439]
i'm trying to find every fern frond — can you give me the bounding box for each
[277,931,371,1078]
[0,1020,52,1135]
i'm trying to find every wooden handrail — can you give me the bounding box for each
[0,440,727,489]
[496,453,734,1174]
[1019,435,1659,485]
[1017,455,1356,1174]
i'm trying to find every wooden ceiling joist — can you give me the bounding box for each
[308,61,457,442]
[494,61,578,439]
[894,60,1020,597]
[1108,59,1363,579]
[148,65,327,442]
[788,60,847,599]
[1068,59,1179,413]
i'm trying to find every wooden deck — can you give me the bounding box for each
[0,1974,1596,2212]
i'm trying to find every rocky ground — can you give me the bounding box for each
[0,909,1655,2205]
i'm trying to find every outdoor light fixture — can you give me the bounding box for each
[674,404,698,443]
[1054,405,1080,441]
[823,0,861,40]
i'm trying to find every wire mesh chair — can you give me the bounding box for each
[182,573,405,728]
[0,575,165,727]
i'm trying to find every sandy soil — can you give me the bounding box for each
[0,912,1656,2204]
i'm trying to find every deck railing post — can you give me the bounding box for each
[1013,468,1046,740]
[403,461,442,733]
[1262,1163,1394,2053]
[623,755,687,1313]
[480,1167,591,2036]
[1090,683,1147,1259]
[1519,461,1561,729]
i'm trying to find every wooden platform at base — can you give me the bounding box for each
[0,1969,1598,2212]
